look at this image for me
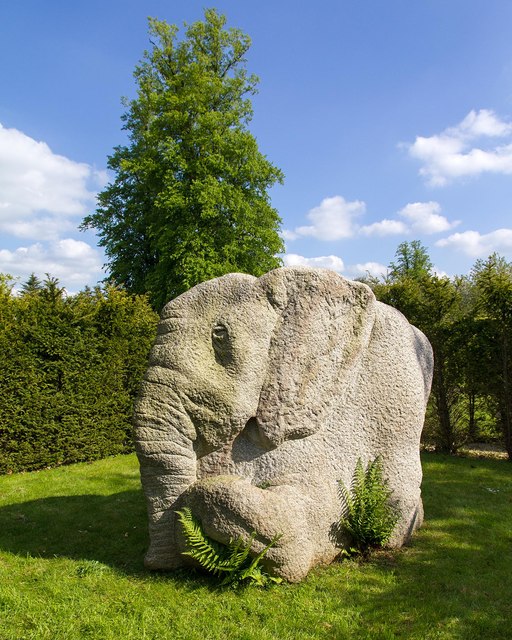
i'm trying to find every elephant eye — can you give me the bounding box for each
[212,323,229,343]
[212,323,233,364]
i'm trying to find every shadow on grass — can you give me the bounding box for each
[361,527,511,639]
[327,454,512,639]
[0,490,152,575]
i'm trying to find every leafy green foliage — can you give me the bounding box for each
[365,242,512,458]
[0,275,158,473]
[82,9,284,310]
[471,254,512,458]
[338,457,399,554]
[368,241,490,454]
[176,507,282,587]
[372,243,461,452]
[388,239,433,281]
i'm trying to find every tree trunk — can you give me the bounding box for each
[467,391,477,441]
[433,353,454,453]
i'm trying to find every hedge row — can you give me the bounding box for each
[0,276,158,473]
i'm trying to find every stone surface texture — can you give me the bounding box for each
[134,267,433,582]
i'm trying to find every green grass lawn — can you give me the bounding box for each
[0,453,510,640]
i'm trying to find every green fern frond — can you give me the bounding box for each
[176,507,282,587]
[236,532,283,585]
[338,456,400,554]
[176,507,232,576]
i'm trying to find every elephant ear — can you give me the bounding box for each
[255,267,376,447]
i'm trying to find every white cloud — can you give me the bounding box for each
[283,253,345,272]
[407,109,512,186]
[432,267,449,278]
[0,216,74,241]
[436,229,512,257]
[281,229,299,241]
[286,196,365,241]
[0,124,109,291]
[454,109,512,139]
[0,123,101,226]
[361,201,457,236]
[286,195,457,242]
[0,239,104,289]
[398,201,459,233]
[347,262,388,279]
[360,219,407,236]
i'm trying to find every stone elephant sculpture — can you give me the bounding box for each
[134,267,433,582]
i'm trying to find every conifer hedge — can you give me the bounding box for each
[0,275,158,473]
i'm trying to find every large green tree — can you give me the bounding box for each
[82,9,284,310]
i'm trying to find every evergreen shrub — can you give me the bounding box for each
[0,276,158,473]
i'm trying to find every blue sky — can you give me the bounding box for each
[2,0,512,292]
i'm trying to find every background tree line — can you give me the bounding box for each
[0,274,158,473]
[1,242,511,474]
[364,241,512,460]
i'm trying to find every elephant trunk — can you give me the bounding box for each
[133,368,197,568]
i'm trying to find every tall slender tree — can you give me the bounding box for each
[82,10,284,310]
[388,240,433,281]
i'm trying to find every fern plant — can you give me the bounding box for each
[338,456,399,555]
[176,507,282,587]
